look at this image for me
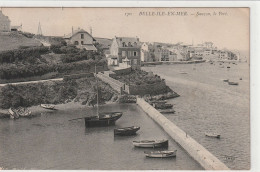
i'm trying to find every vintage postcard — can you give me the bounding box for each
[0,6,250,170]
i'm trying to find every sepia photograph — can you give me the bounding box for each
[0,6,251,170]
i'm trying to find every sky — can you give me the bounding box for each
[1,7,249,52]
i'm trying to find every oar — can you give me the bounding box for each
[68,117,85,121]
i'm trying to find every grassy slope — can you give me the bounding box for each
[0,32,42,52]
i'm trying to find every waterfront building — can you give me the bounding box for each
[64,27,97,51]
[109,36,141,69]
[141,42,154,62]
[0,11,11,32]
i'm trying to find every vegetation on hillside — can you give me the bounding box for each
[0,77,119,109]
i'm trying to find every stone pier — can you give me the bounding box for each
[136,97,229,170]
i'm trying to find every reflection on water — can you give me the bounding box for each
[143,62,250,170]
[0,104,202,170]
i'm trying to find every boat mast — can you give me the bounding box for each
[95,65,99,117]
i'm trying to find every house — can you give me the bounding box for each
[141,42,153,62]
[109,36,141,69]
[0,11,11,32]
[64,28,97,51]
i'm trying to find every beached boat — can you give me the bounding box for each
[40,104,55,110]
[144,150,177,158]
[205,132,220,138]
[114,126,140,136]
[153,103,173,109]
[85,65,122,127]
[228,81,239,85]
[158,109,175,114]
[133,139,168,148]
[8,107,32,119]
[149,100,167,104]
[8,108,19,119]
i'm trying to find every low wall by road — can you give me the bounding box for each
[136,98,229,170]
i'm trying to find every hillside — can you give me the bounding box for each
[0,32,42,52]
[94,37,112,49]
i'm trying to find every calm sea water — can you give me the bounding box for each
[143,62,250,170]
[0,104,202,170]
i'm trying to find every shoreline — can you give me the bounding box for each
[0,101,118,119]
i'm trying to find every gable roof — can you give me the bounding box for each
[0,11,10,22]
[114,37,141,47]
[64,28,95,41]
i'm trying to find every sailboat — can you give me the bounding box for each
[84,65,123,127]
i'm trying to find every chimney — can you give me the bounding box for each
[89,26,92,36]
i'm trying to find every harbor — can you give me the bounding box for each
[0,7,250,170]
[0,103,202,170]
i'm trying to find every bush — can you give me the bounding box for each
[0,46,49,64]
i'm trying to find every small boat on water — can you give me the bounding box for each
[144,150,177,158]
[158,109,175,114]
[114,126,140,136]
[227,66,231,68]
[223,79,229,82]
[8,107,32,119]
[153,103,173,109]
[85,112,123,127]
[40,104,56,110]
[85,65,123,127]
[133,139,168,148]
[149,100,167,104]
[205,132,220,138]
[228,81,239,85]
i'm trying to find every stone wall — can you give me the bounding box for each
[136,98,229,170]
[127,81,168,96]
[96,73,125,94]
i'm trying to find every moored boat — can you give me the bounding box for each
[153,103,173,109]
[133,139,168,148]
[8,107,32,119]
[85,65,123,128]
[40,104,56,110]
[144,150,177,158]
[158,109,175,114]
[205,132,220,138]
[85,112,122,127]
[8,108,19,119]
[228,81,239,85]
[223,79,229,82]
[114,126,140,136]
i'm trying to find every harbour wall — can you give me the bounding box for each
[136,97,229,170]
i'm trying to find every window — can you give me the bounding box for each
[74,41,79,45]
[133,59,138,65]
[128,42,132,47]
[134,42,137,46]
[81,34,84,39]
[81,41,84,45]
[128,51,132,57]
[122,42,126,47]
[122,51,126,57]
[133,51,138,56]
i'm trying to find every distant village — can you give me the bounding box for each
[1,10,240,71]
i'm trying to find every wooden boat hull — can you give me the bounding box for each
[114,126,140,136]
[145,150,177,158]
[159,109,175,114]
[228,82,238,85]
[133,140,168,148]
[153,103,173,110]
[40,104,56,110]
[85,112,122,127]
[205,133,220,138]
[8,107,32,119]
